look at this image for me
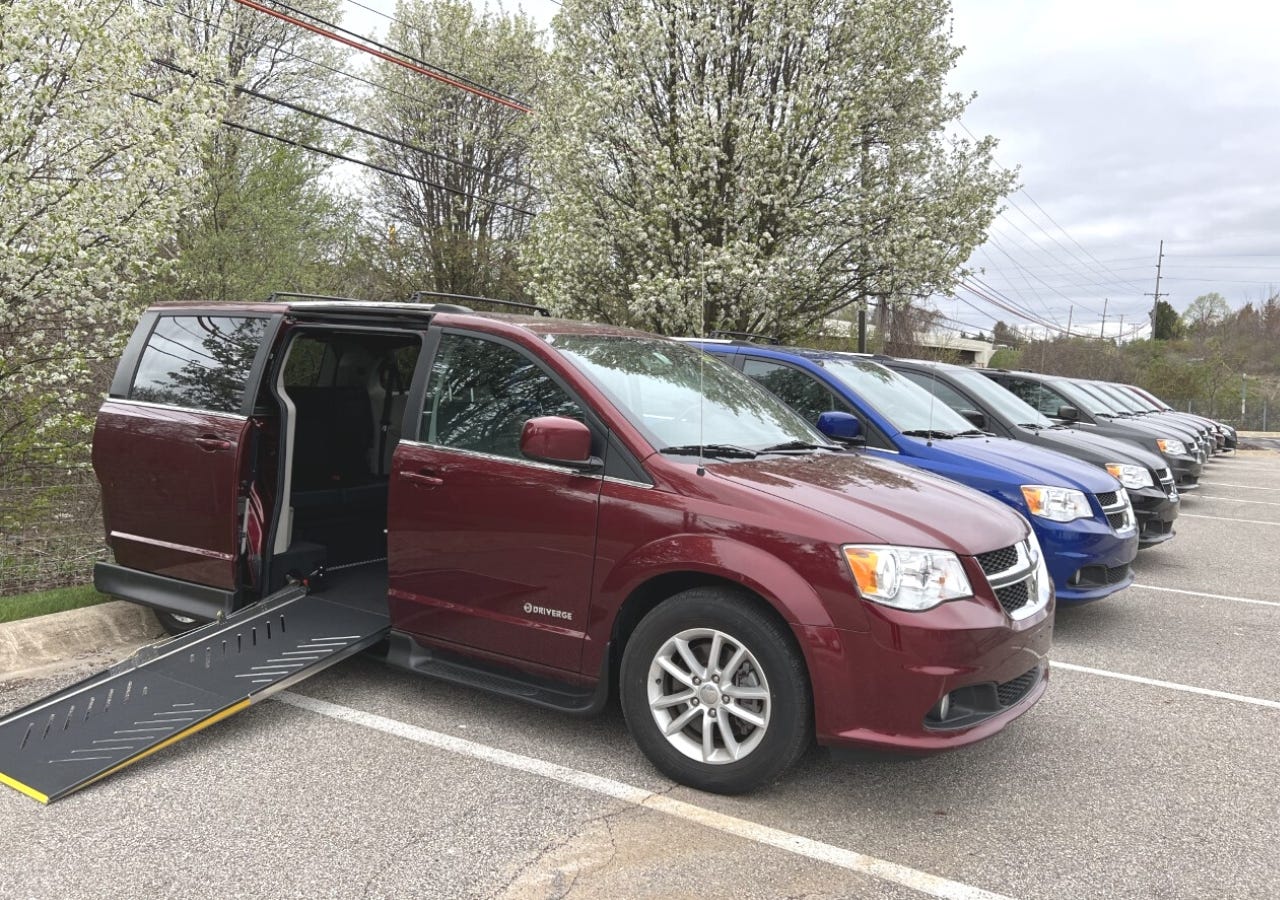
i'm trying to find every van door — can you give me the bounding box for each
[93,312,280,595]
[387,330,602,673]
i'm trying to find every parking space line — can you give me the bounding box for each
[1194,495,1280,506]
[1132,583,1280,608]
[1199,482,1280,492]
[1180,513,1279,526]
[277,691,1017,900]
[1053,662,1280,710]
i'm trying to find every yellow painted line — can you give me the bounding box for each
[0,771,49,805]
[66,699,252,802]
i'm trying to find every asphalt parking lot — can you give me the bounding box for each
[2,450,1277,900]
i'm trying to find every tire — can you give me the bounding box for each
[619,587,813,794]
[154,609,204,636]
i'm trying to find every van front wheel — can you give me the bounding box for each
[620,588,812,794]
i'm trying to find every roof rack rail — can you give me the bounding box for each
[408,290,550,317]
[707,330,781,344]
[267,292,370,303]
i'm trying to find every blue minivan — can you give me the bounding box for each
[691,341,1139,604]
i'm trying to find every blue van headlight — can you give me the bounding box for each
[1020,485,1091,522]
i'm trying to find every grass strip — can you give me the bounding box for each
[0,584,108,624]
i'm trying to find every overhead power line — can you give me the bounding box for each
[153,57,534,192]
[146,0,534,191]
[230,0,532,113]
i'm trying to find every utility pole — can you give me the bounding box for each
[1144,240,1168,337]
[1117,314,1125,344]
[1066,305,1073,337]
[1100,297,1109,339]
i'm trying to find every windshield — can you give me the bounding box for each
[1119,386,1160,411]
[946,367,1055,428]
[1048,379,1110,416]
[1091,381,1146,413]
[549,335,826,452]
[1075,384,1136,419]
[1064,379,1125,415]
[821,358,975,434]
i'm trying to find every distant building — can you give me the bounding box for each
[820,320,997,367]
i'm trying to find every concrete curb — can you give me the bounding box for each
[0,600,163,681]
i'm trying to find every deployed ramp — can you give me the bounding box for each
[0,571,389,804]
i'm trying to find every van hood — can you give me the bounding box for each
[916,434,1120,494]
[1033,426,1167,473]
[709,453,1028,557]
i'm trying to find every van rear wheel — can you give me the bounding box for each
[620,588,812,794]
[155,610,203,636]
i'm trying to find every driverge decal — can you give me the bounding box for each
[523,602,573,621]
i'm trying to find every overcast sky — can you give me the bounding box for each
[341,0,1280,339]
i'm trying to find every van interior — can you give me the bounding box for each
[259,328,421,594]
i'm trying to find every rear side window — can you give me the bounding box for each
[130,316,268,413]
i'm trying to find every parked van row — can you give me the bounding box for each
[20,299,1228,799]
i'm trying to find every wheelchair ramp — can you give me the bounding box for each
[0,579,388,804]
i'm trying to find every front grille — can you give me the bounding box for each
[994,580,1029,615]
[997,667,1041,707]
[1107,512,1127,530]
[1095,490,1118,507]
[1141,519,1174,538]
[977,545,1019,576]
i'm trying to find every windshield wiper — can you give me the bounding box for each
[1017,422,1046,431]
[953,429,987,437]
[900,429,957,439]
[659,443,758,459]
[758,440,842,454]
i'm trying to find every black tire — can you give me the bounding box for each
[154,609,204,636]
[619,587,813,794]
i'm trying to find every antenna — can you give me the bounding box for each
[926,366,937,447]
[697,243,707,476]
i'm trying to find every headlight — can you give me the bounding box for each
[1020,485,1091,522]
[843,545,973,611]
[1156,438,1186,456]
[1104,463,1153,489]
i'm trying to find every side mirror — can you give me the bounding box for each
[520,416,598,468]
[1056,405,1079,422]
[817,411,863,444]
[959,409,987,430]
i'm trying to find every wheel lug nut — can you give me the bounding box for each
[693,676,701,685]
[709,709,717,718]
[691,698,699,705]
[712,674,719,683]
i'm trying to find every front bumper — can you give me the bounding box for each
[1166,454,1203,490]
[1130,484,1179,548]
[1033,516,1139,604]
[801,589,1053,753]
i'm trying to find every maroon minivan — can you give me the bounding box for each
[92,300,1053,792]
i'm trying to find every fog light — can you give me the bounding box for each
[933,693,951,721]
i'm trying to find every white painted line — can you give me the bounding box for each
[1054,662,1280,710]
[277,692,1017,900]
[1200,482,1280,492]
[1181,513,1279,526]
[1195,495,1280,506]
[1132,583,1280,608]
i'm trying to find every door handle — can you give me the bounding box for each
[400,470,444,487]
[195,436,232,452]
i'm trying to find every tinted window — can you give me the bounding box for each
[742,359,849,423]
[420,333,583,459]
[897,370,975,414]
[130,316,268,413]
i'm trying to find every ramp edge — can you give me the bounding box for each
[0,771,49,805]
